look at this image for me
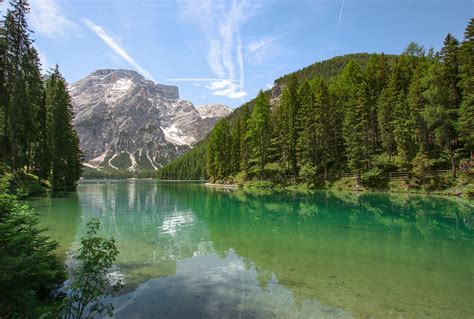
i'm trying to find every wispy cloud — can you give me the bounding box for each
[29,0,78,39]
[337,0,345,32]
[84,19,155,82]
[178,0,260,99]
[246,34,285,65]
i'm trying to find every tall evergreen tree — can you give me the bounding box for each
[24,47,45,172]
[340,61,370,175]
[246,91,271,179]
[3,0,33,170]
[47,66,82,192]
[365,54,389,154]
[457,18,474,151]
[407,61,431,152]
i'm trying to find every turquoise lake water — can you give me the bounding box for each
[29,181,474,318]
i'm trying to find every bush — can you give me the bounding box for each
[411,151,433,188]
[62,219,122,319]
[360,168,386,190]
[464,185,474,198]
[0,194,66,317]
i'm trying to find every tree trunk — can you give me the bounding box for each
[451,152,456,178]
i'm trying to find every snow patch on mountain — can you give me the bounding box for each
[196,104,232,119]
[161,125,193,146]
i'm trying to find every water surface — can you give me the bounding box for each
[30,181,474,318]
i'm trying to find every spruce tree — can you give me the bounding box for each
[47,66,82,192]
[3,0,33,170]
[340,61,370,175]
[246,91,271,179]
[458,18,474,151]
[23,47,45,173]
[407,61,431,152]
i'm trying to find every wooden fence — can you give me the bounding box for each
[340,170,452,180]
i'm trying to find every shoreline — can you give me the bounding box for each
[205,183,239,190]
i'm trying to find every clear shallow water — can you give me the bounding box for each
[30,181,474,318]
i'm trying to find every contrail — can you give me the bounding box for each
[337,0,345,32]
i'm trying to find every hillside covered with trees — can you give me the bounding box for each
[159,19,474,193]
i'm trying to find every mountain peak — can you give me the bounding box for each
[72,69,180,101]
[70,70,232,171]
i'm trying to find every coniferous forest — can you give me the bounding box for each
[0,1,97,317]
[0,0,472,317]
[159,19,474,193]
[0,0,82,194]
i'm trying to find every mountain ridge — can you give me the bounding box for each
[70,69,231,171]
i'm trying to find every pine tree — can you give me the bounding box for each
[296,80,314,167]
[246,91,271,179]
[407,61,431,152]
[47,66,82,192]
[458,18,474,151]
[365,54,389,154]
[273,87,290,175]
[340,61,370,175]
[3,0,33,170]
[239,105,251,175]
[422,61,458,177]
[24,47,45,173]
[313,80,333,180]
[0,20,9,163]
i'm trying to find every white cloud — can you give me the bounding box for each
[29,0,78,39]
[246,34,285,65]
[206,79,233,90]
[178,0,259,99]
[84,19,155,82]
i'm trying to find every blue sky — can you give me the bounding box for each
[1,0,472,108]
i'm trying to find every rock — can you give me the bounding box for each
[70,69,231,171]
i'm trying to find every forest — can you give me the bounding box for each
[158,19,474,193]
[0,2,118,317]
[0,1,82,194]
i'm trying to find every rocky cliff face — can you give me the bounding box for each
[70,69,231,171]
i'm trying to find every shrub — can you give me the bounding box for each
[0,194,66,317]
[464,185,474,199]
[360,168,386,190]
[62,219,122,319]
[411,151,433,188]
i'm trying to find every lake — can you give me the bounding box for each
[29,181,473,318]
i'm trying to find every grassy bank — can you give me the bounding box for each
[225,173,474,200]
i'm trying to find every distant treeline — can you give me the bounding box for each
[159,19,474,188]
[0,0,82,192]
[82,166,157,179]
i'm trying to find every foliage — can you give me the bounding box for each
[464,184,474,198]
[0,0,82,192]
[62,219,122,319]
[411,151,433,188]
[360,168,386,190]
[0,194,66,317]
[160,20,473,195]
[157,141,208,180]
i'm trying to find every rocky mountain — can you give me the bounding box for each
[196,104,232,119]
[69,69,232,171]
